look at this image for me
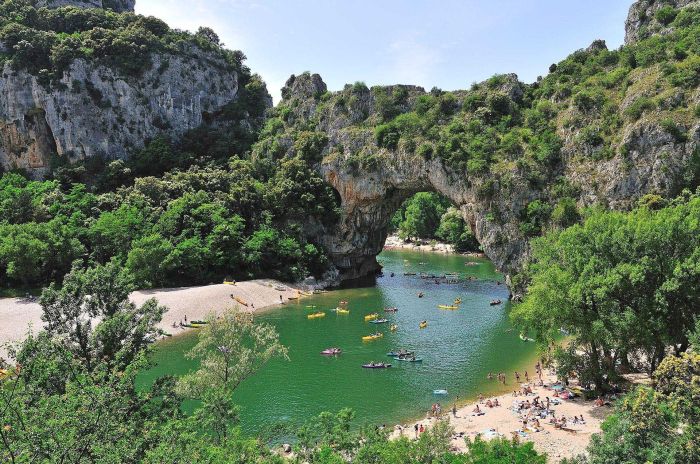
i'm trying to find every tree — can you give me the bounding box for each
[196,26,221,46]
[399,192,449,240]
[176,308,288,397]
[39,260,165,372]
[436,208,479,252]
[512,194,700,390]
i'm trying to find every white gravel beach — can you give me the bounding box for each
[0,279,301,359]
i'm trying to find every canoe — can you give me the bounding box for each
[438,305,459,310]
[335,308,350,315]
[362,363,391,369]
[308,312,326,319]
[362,333,383,341]
[396,357,423,363]
[419,321,428,329]
[364,313,379,321]
[321,348,342,355]
[234,296,248,306]
[387,350,415,357]
[433,389,448,395]
[369,318,389,324]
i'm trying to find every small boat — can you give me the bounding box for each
[223,280,236,285]
[308,312,326,319]
[321,348,342,356]
[369,318,389,324]
[364,313,379,321]
[490,299,502,306]
[438,305,459,310]
[404,272,417,276]
[396,356,422,363]
[335,308,350,315]
[519,333,535,342]
[190,320,208,325]
[362,332,384,341]
[305,305,317,309]
[390,324,398,332]
[387,350,414,357]
[288,296,299,300]
[384,307,398,312]
[362,362,391,369]
[339,300,349,305]
[234,296,248,306]
[433,389,448,395]
[419,321,428,329]
[275,285,288,291]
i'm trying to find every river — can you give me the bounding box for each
[137,249,538,434]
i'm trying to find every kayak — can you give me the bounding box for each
[396,357,423,363]
[387,351,414,357]
[308,312,326,319]
[321,348,342,355]
[390,324,398,331]
[335,308,350,315]
[433,389,448,395]
[305,305,317,309]
[223,280,236,285]
[384,307,398,312]
[234,296,248,306]
[438,305,459,310]
[362,333,383,341]
[190,320,208,325]
[364,313,379,321]
[362,363,391,369]
[369,318,389,324]
[419,321,428,329]
[490,299,502,306]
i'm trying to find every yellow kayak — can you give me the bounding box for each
[336,308,350,315]
[364,313,379,321]
[223,280,236,285]
[438,305,459,310]
[234,296,248,307]
[362,332,383,341]
[308,312,326,319]
[419,321,428,329]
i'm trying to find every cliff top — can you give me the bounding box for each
[33,0,135,13]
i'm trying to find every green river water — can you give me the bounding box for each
[138,249,538,434]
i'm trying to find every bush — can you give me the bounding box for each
[655,6,678,26]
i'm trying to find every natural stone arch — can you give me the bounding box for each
[318,152,532,289]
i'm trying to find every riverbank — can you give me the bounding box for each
[0,279,301,359]
[391,368,611,462]
[383,234,484,257]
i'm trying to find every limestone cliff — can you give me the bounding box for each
[0,49,240,176]
[626,0,700,43]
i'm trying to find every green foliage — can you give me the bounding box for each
[436,208,480,252]
[656,6,679,26]
[397,192,449,241]
[512,193,700,390]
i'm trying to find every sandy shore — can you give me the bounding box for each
[391,369,611,462]
[0,279,301,359]
[384,234,485,257]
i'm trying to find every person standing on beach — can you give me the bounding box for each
[452,403,457,417]
[414,423,418,438]
[515,371,520,382]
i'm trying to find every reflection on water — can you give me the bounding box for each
[139,249,537,433]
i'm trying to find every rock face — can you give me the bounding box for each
[34,0,135,12]
[0,46,239,176]
[625,0,700,44]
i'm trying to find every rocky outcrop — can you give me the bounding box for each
[34,0,135,12]
[0,45,240,176]
[625,0,700,44]
[279,69,699,291]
